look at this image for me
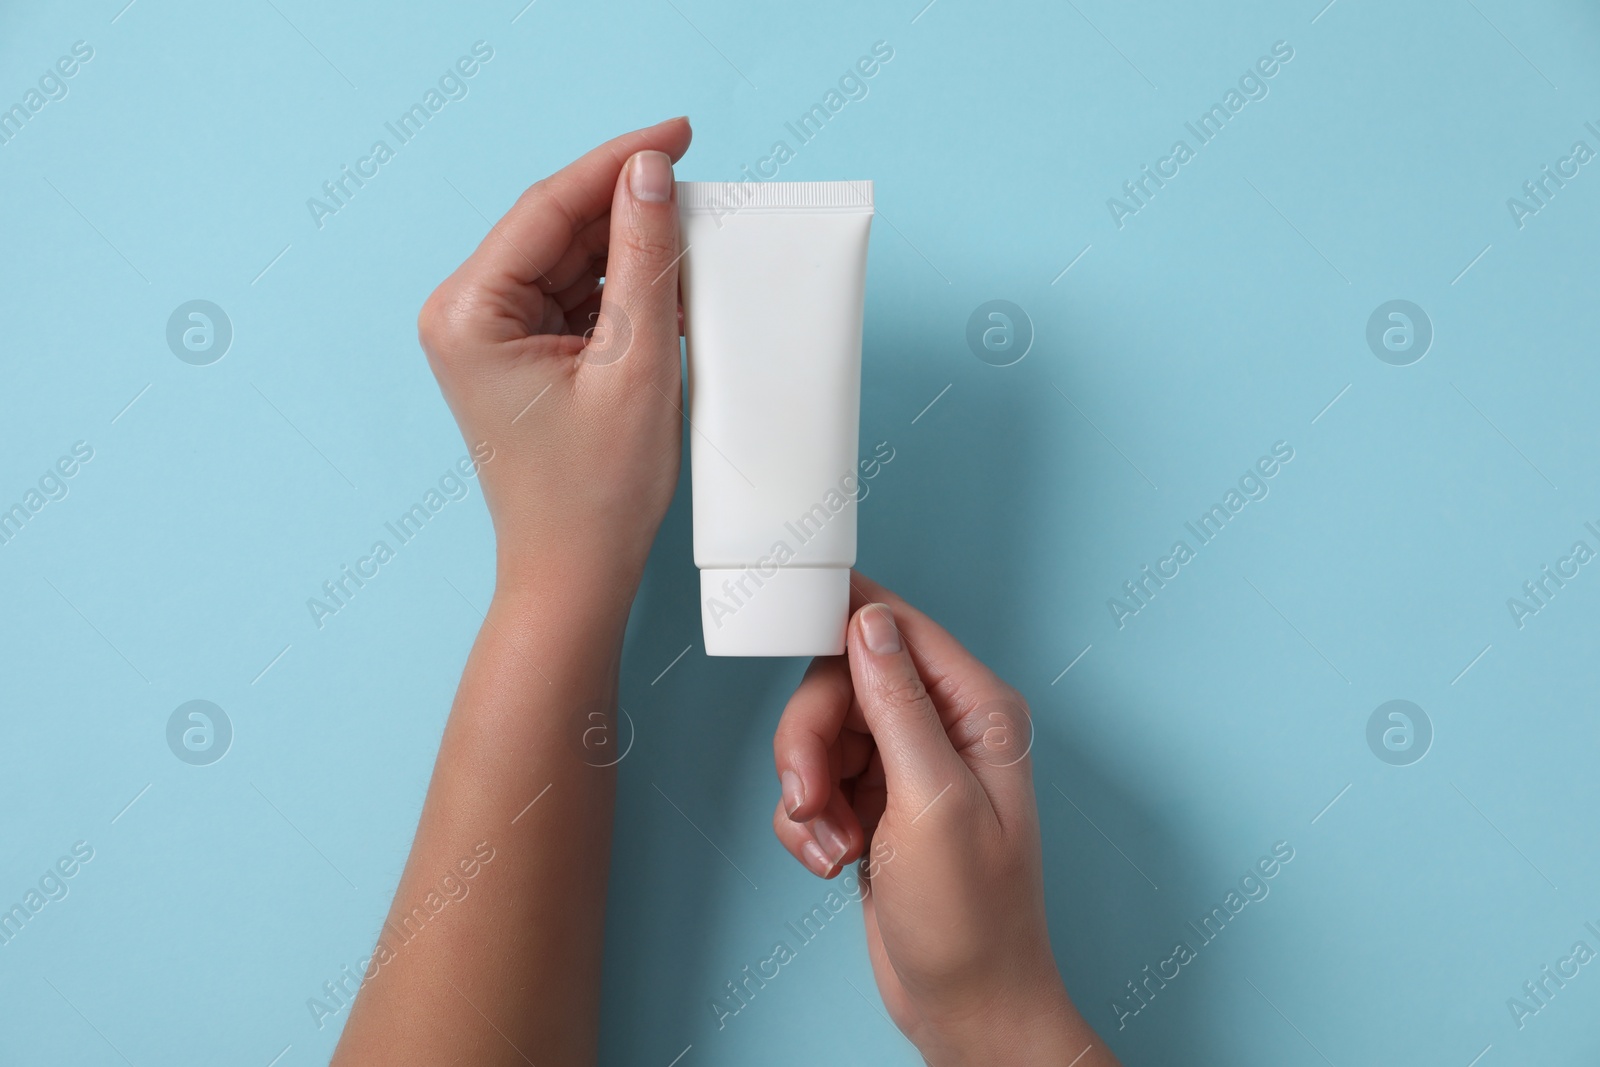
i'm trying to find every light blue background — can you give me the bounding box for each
[3,0,1598,1063]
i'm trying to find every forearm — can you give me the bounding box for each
[917,982,1121,1067]
[334,573,629,1066]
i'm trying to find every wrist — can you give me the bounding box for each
[919,981,1111,1067]
[492,549,639,645]
[471,560,635,696]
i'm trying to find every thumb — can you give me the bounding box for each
[847,603,975,818]
[586,150,681,374]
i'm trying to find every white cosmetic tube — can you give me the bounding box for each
[677,181,873,656]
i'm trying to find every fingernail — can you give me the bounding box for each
[801,839,831,877]
[859,604,901,655]
[629,151,672,202]
[811,817,850,868]
[781,770,805,818]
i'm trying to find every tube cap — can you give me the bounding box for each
[700,567,849,657]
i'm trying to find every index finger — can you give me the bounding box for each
[772,655,855,824]
[458,117,692,290]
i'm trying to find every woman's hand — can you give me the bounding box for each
[334,121,692,1067]
[417,117,691,624]
[772,573,1119,1066]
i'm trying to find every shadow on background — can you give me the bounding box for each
[592,308,1202,1063]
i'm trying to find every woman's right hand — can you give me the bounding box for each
[771,573,1120,1066]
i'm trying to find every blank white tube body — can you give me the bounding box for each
[677,181,873,656]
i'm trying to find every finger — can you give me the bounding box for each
[846,603,978,817]
[840,727,874,781]
[564,289,605,338]
[773,798,825,875]
[849,748,888,843]
[586,148,680,375]
[771,791,862,879]
[773,656,853,823]
[551,264,604,315]
[459,117,691,290]
[538,215,612,296]
[847,571,1008,712]
[850,574,1037,822]
[807,787,865,876]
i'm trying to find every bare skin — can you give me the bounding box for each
[773,577,1120,1066]
[333,119,692,1066]
[333,119,1120,1066]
